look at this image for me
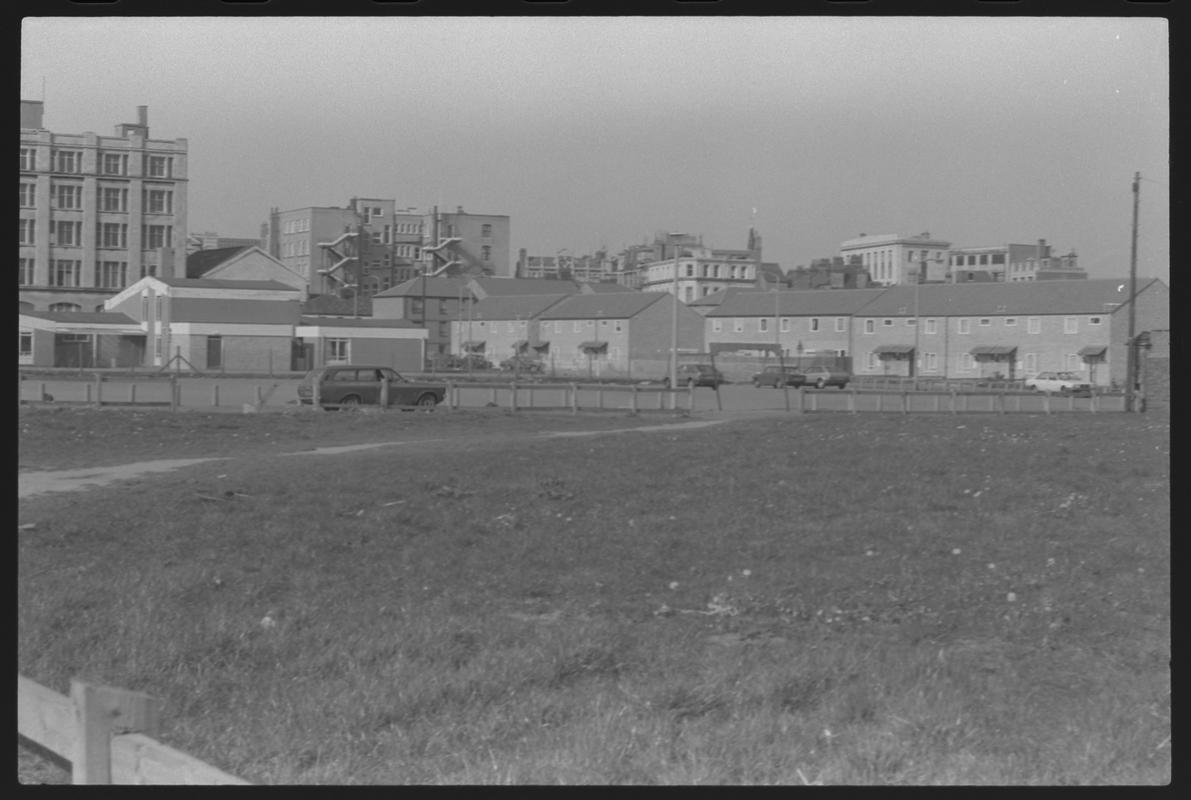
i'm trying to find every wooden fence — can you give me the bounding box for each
[18,675,250,785]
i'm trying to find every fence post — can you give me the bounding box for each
[254,385,263,409]
[446,381,455,411]
[876,392,882,413]
[510,382,518,412]
[529,386,535,408]
[901,391,908,415]
[268,350,273,377]
[94,374,103,408]
[933,393,941,413]
[570,383,579,414]
[211,384,220,408]
[794,387,804,414]
[597,385,604,410]
[40,382,47,402]
[380,378,389,409]
[950,389,957,415]
[630,384,639,415]
[491,386,498,406]
[997,392,1005,415]
[169,375,179,413]
[129,383,136,404]
[1043,392,1051,415]
[687,384,694,413]
[312,376,321,410]
[71,679,161,785]
[849,389,857,414]
[1090,392,1097,414]
[85,382,93,404]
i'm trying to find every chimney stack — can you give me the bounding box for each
[138,105,148,126]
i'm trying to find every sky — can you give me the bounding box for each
[21,16,1169,283]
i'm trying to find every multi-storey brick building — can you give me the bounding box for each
[20,101,189,311]
[948,239,1085,283]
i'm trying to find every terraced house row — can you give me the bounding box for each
[699,278,1167,387]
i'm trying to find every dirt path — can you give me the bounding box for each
[18,419,732,499]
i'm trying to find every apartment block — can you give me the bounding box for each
[838,232,951,285]
[948,239,1085,283]
[20,101,189,311]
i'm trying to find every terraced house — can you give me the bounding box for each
[449,293,571,365]
[850,278,1167,386]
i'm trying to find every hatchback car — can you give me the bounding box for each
[803,366,850,389]
[297,365,446,409]
[662,364,726,389]
[751,366,807,388]
[1023,371,1092,395]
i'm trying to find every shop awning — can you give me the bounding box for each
[579,341,608,353]
[1078,345,1107,358]
[873,344,915,355]
[512,339,529,350]
[970,345,1017,357]
[532,341,550,351]
[462,340,486,351]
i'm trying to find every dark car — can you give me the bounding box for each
[803,366,850,389]
[662,364,726,389]
[751,365,807,388]
[499,355,545,374]
[297,365,446,409]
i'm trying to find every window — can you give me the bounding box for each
[1024,353,1038,372]
[1063,316,1078,334]
[712,319,723,333]
[835,317,846,332]
[19,331,33,359]
[882,319,893,327]
[864,319,875,334]
[97,260,127,288]
[143,225,172,249]
[810,318,820,332]
[481,224,492,238]
[145,188,173,215]
[99,223,127,248]
[20,218,36,245]
[1004,317,1017,326]
[614,321,623,333]
[19,258,35,285]
[734,318,744,333]
[1066,354,1081,371]
[146,156,171,178]
[102,152,128,175]
[979,255,989,266]
[906,318,916,326]
[866,352,878,370]
[1088,316,1102,326]
[100,186,128,212]
[20,147,36,171]
[957,319,971,334]
[925,353,938,371]
[978,318,991,327]
[481,245,492,262]
[20,183,35,207]
[780,318,790,333]
[50,259,81,287]
[55,183,83,209]
[759,318,769,333]
[54,150,81,173]
[574,321,583,332]
[924,318,937,335]
[53,220,82,246]
[52,305,84,315]
[1028,317,1041,334]
[327,338,350,363]
[960,353,975,371]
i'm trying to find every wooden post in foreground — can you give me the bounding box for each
[379,378,389,409]
[570,383,579,414]
[71,679,160,785]
[169,375,178,413]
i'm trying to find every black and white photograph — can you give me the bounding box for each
[19,9,1169,786]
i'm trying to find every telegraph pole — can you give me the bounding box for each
[1125,172,1140,412]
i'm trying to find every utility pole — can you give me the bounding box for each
[1125,172,1140,412]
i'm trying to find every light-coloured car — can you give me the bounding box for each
[1023,371,1091,394]
[803,366,850,389]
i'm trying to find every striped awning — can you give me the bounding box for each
[873,344,915,355]
[1078,345,1107,358]
[970,345,1017,357]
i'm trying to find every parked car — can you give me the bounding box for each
[803,366,850,389]
[1023,371,1092,395]
[297,365,446,409]
[751,365,807,388]
[499,355,545,374]
[662,364,726,389]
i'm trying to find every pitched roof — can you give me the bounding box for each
[20,311,139,325]
[155,277,298,292]
[854,278,1161,317]
[185,246,251,278]
[538,292,668,320]
[580,282,638,294]
[708,288,888,317]
[468,294,570,321]
[470,277,582,297]
[301,294,373,317]
[688,286,751,307]
[297,317,419,328]
[375,276,468,299]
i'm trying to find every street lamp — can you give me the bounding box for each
[910,252,944,389]
[668,234,686,408]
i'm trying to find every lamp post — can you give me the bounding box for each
[910,252,944,390]
[668,234,685,409]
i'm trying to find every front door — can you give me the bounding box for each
[207,335,223,370]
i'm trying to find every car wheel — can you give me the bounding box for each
[752,379,760,388]
[339,394,361,411]
[816,378,826,389]
[416,393,439,408]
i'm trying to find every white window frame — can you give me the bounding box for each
[780,318,790,333]
[759,318,769,333]
[957,319,971,334]
[1024,352,1038,373]
[327,338,350,363]
[835,317,846,332]
[1063,316,1078,334]
[19,330,33,361]
[20,218,36,245]
[924,318,937,335]
[1004,317,1017,326]
[978,318,991,327]
[1088,316,1102,326]
[19,258,35,286]
[712,319,723,333]
[864,319,875,334]
[733,319,744,333]
[1027,317,1041,334]
[20,182,35,207]
[809,317,820,332]
[925,352,938,372]
[20,147,36,171]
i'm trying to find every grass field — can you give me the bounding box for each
[18,406,1170,785]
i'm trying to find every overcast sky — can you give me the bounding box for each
[21,16,1169,283]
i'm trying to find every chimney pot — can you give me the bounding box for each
[137,105,148,126]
